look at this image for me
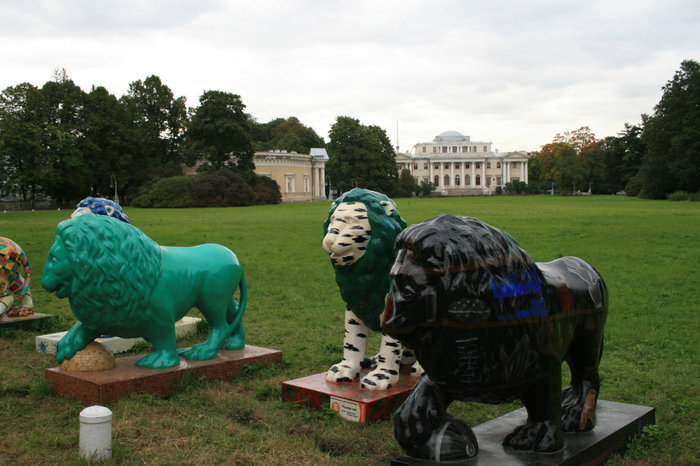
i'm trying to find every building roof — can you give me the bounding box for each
[435,130,465,141]
[310,148,328,160]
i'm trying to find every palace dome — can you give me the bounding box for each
[434,130,467,142]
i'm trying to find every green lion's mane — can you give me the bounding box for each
[324,188,407,331]
[55,214,162,325]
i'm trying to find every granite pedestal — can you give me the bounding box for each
[0,313,57,332]
[392,400,655,465]
[46,344,282,405]
[282,368,420,424]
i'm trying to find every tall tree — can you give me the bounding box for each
[40,78,90,205]
[185,90,254,174]
[253,116,325,154]
[635,59,700,198]
[0,83,47,206]
[326,116,398,195]
[121,75,187,174]
[79,86,137,201]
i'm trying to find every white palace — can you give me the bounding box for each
[396,130,529,195]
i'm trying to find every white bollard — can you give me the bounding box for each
[79,405,113,461]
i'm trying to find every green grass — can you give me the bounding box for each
[1,195,698,464]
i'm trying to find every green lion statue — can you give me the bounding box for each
[41,214,247,369]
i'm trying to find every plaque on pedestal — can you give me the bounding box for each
[282,368,420,424]
[0,313,57,332]
[392,400,656,465]
[45,345,282,405]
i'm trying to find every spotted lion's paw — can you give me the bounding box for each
[410,360,425,377]
[326,362,360,383]
[360,367,399,390]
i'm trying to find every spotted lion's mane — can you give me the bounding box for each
[55,215,162,321]
[323,188,407,331]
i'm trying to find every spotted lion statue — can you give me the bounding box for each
[322,188,423,390]
[41,214,247,369]
[384,215,608,459]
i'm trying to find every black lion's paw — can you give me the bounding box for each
[503,420,563,453]
[405,414,479,462]
[561,381,597,432]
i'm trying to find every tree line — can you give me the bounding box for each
[0,71,325,207]
[528,60,700,199]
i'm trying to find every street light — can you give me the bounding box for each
[110,175,119,205]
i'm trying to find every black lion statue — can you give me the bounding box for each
[382,214,608,460]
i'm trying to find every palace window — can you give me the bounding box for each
[497,162,501,168]
[434,175,440,186]
[483,146,487,152]
[475,175,481,186]
[476,162,481,169]
[487,162,491,169]
[465,174,471,185]
[286,175,295,193]
[512,162,519,168]
[413,164,418,170]
[433,147,437,153]
[462,146,468,152]
[455,175,461,186]
[444,163,449,169]
[424,163,428,169]
[466,163,471,169]
[452,146,458,153]
[444,175,450,186]
[304,175,310,193]
[422,146,426,153]
[434,163,440,169]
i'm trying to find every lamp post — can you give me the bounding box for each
[110,175,119,205]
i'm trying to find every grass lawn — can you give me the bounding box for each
[1,195,698,465]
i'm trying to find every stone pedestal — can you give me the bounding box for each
[46,345,282,405]
[282,368,420,424]
[36,316,200,355]
[0,313,57,332]
[392,400,656,465]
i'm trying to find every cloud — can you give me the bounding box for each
[0,0,698,152]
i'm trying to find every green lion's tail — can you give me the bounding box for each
[223,269,247,350]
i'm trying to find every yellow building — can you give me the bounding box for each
[254,149,327,202]
[184,148,328,202]
[396,130,529,195]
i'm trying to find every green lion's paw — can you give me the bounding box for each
[136,351,180,369]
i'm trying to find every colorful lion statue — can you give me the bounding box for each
[384,215,608,459]
[71,196,129,223]
[41,214,247,369]
[0,237,33,318]
[322,188,422,390]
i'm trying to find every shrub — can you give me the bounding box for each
[253,175,282,204]
[131,176,194,208]
[190,170,255,207]
[667,191,690,201]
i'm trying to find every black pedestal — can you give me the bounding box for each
[392,400,655,465]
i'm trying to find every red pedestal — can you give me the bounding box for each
[45,345,282,405]
[282,368,420,424]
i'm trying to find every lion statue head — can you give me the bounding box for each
[322,188,406,331]
[384,214,546,343]
[71,196,130,223]
[41,214,160,327]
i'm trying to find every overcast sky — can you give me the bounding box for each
[2,0,699,152]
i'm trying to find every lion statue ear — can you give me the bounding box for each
[380,200,395,217]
